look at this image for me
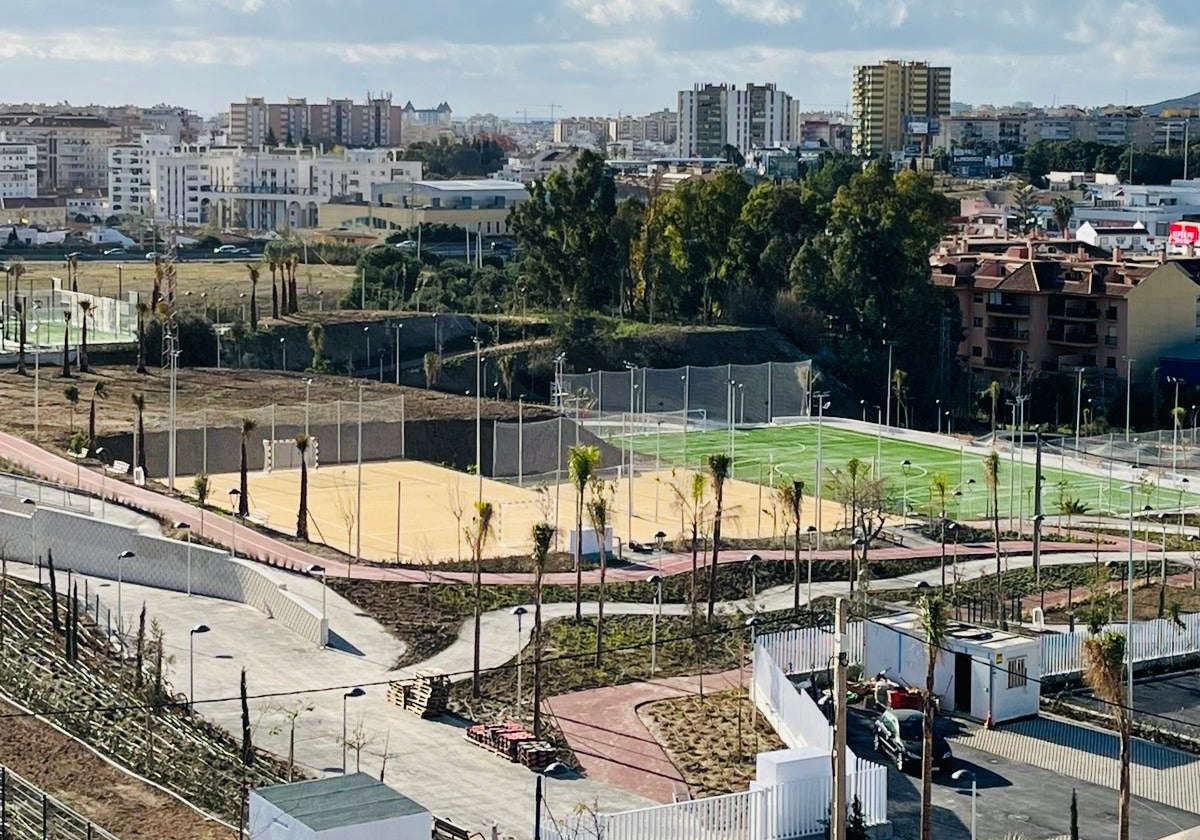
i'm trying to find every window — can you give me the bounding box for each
[971,346,982,357]
[1107,357,1117,369]
[973,317,983,327]
[1007,656,1028,689]
[1107,306,1118,320]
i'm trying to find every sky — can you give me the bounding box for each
[0,0,1194,118]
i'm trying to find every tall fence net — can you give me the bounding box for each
[0,765,122,840]
[558,361,813,426]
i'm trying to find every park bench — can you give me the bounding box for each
[432,816,470,839]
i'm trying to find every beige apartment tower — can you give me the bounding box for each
[852,60,951,157]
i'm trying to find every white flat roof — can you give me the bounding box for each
[413,179,526,192]
[874,612,1036,652]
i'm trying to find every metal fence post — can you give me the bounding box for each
[2,766,7,839]
[42,791,49,840]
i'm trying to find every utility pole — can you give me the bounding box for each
[831,597,849,840]
[1033,433,1044,584]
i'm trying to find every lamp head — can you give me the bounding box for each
[118,550,135,559]
[191,624,210,634]
[511,606,528,617]
[344,687,365,699]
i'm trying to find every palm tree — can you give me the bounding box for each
[63,385,79,433]
[1082,631,1130,840]
[706,453,732,624]
[930,473,950,588]
[891,369,909,427]
[586,481,611,666]
[60,309,72,378]
[67,254,78,292]
[245,264,260,330]
[131,393,146,473]
[777,481,804,612]
[983,452,1005,628]
[14,297,26,376]
[918,594,948,840]
[668,471,708,631]
[268,255,280,319]
[238,417,256,517]
[289,253,300,313]
[307,322,326,371]
[1052,195,1075,237]
[295,434,310,540]
[193,473,210,529]
[567,445,600,622]
[135,300,149,374]
[87,381,107,446]
[77,300,92,373]
[467,500,495,696]
[530,522,552,738]
[982,380,1001,439]
[423,351,440,388]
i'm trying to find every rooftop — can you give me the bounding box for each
[413,179,527,192]
[254,772,428,831]
[873,612,1037,652]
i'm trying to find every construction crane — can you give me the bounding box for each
[520,104,563,123]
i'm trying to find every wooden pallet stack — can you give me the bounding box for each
[386,670,449,718]
[465,722,556,768]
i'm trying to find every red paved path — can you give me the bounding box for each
[546,668,745,803]
[0,430,1145,587]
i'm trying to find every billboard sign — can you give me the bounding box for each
[1169,221,1200,246]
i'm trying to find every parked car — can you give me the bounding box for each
[214,244,250,255]
[102,247,126,256]
[873,708,953,772]
[144,251,161,260]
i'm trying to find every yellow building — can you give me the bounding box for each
[852,60,951,157]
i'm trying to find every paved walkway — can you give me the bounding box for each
[546,669,744,803]
[951,715,1200,816]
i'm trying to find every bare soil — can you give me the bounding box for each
[639,689,784,796]
[0,699,234,840]
[1043,581,1200,623]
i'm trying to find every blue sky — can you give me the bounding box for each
[0,0,1193,117]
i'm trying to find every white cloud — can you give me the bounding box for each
[173,0,270,12]
[846,0,908,27]
[563,0,691,25]
[718,0,804,23]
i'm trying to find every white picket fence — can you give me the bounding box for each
[1041,612,1200,677]
[594,769,889,840]
[757,621,865,676]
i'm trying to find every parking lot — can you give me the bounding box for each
[848,711,1200,839]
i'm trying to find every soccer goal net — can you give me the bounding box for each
[262,437,320,473]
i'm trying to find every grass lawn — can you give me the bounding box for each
[631,424,1198,520]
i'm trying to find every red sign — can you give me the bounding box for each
[1169,221,1200,245]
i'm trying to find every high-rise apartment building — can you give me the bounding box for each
[228,94,433,148]
[677,83,794,158]
[851,60,951,157]
[108,134,174,217]
[0,137,37,199]
[0,114,121,192]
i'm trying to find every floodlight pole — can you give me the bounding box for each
[883,338,897,429]
[1125,356,1135,442]
[355,383,364,571]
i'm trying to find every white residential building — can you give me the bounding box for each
[0,114,121,192]
[150,145,421,229]
[108,134,173,217]
[0,137,37,199]
[677,82,795,158]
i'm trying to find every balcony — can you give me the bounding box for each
[985,301,1031,316]
[1104,336,1119,347]
[982,355,1017,369]
[1050,303,1101,319]
[1048,327,1098,346]
[986,326,1030,341]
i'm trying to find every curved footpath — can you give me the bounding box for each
[0,430,1153,588]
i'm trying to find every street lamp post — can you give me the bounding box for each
[951,770,978,840]
[900,460,912,520]
[342,687,365,773]
[304,378,313,437]
[648,574,663,675]
[936,399,942,435]
[806,525,817,606]
[392,321,403,386]
[363,327,370,371]
[512,606,528,716]
[188,624,210,714]
[1125,355,1136,443]
[356,383,365,567]
[814,392,831,549]
[176,521,193,596]
[227,489,240,557]
[1168,376,1185,474]
[883,338,897,428]
[746,553,762,615]
[116,550,135,637]
[1121,483,1137,709]
[474,338,483,503]
[1074,367,1084,453]
[21,498,36,579]
[280,336,287,371]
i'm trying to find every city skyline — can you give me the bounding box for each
[0,0,1194,119]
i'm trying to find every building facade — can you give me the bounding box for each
[228,94,432,147]
[150,145,421,229]
[108,134,173,217]
[0,138,37,199]
[851,60,951,157]
[0,114,122,192]
[935,107,1197,153]
[322,178,529,236]
[677,83,794,157]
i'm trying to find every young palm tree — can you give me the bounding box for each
[1082,631,1130,840]
[246,264,260,330]
[135,300,149,374]
[567,445,600,622]
[131,393,146,472]
[776,480,804,612]
[60,309,72,378]
[63,385,80,433]
[238,417,256,517]
[891,369,909,428]
[193,472,210,530]
[982,380,1001,439]
[1052,195,1075,237]
[467,500,495,696]
[668,471,708,631]
[14,297,26,376]
[67,254,78,292]
[423,351,440,388]
[530,522,552,738]
[268,255,280,319]
[87,381,107,446]
[307,322,326,371]
[706,453,732,624]
[288,253,300,313]
[930,473,950,588]
[983,452,1005,627]
[295,434,310,539]
[77,300,92,373]
[918,593,948,840]
[586,481,612,666]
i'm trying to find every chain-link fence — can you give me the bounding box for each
[0,765,122,840]
[558,361,814,426]
[1057,428,1200,474]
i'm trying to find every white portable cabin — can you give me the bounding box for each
[863,613,1041,725]
[249,773,432,840]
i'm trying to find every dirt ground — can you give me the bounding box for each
[13,259,355,307]
[0,699,234,840]
[1043,581,1200,623]
[639,689,784,796]
[0,365,539,450]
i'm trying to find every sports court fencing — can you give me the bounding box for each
[558,361,814,426]
[1050,428,1200,474]
[0,765,121,840]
